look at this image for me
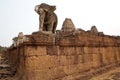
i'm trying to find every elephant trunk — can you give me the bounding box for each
[34,5,39,13]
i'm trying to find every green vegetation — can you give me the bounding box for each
[0,46,7,52]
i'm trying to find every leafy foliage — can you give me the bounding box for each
[0,46,7,52]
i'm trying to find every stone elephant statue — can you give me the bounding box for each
[35,3,58,33]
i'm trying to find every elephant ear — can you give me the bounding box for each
[49,6,56,12]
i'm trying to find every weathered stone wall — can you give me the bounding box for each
[7,30,120,80]
[7,17,120,80]
[7,45,25,80]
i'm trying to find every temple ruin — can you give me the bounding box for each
[0,3,120,80]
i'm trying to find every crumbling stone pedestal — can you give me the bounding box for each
[7,18,120,80]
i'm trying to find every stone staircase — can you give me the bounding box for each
[0,57,16,79]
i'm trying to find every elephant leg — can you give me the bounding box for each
[47,22,54,33]
[39,16,43,31]
[52,21,57,33]
[43,24,47,31]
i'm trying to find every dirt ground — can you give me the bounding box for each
[90,67,120,80]
[1,67,120,80]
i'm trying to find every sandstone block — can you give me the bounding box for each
[26,55,59,71]
[58,36,76,46]
[63,64,79,75]
[84,47,99,54]
[77,55,83,63]
[76,47,84,55]
[59,55,79,66]
[60,47,76,55]
[47,46,59,55]
[30,34,55,45]
[26,66,66,80]
[92,54,101,67]
[77,63,91,73]
[25,46,47,56]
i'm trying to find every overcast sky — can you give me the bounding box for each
[0,0,120,46]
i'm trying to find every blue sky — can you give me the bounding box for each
[0,0,120,46]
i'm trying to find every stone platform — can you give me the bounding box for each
[5,18,120,80]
